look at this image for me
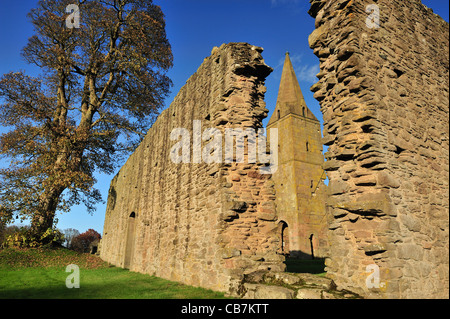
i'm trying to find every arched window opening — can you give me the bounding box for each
[278,221,290,256]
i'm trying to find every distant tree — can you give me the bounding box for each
[63,228,80,248]
[0,0,173,244]
[1,225,25,248]
[71,228,101,253]
[3,225,21,238]
[0,224,20,245]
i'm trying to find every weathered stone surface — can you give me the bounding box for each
[309,0,449,298]
[243,283,294,299]
[295,273,335,290]
[296,288,323,299]
[237,269,358,299]
[263,271,303,286]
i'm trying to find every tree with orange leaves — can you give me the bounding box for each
[0,0,173,244]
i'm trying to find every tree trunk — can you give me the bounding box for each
[30,132,87,245]
[30,187,64,243]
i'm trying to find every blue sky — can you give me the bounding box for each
[0,0,448,234]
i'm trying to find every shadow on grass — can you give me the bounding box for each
[0,283,223,299]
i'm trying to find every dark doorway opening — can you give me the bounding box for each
[124,212,136,269]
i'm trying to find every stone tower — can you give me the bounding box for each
[267,52,328,259]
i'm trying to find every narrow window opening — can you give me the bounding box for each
[309,234,315,260]
[278,221,290,256]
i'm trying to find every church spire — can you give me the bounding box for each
[268,52,318,126]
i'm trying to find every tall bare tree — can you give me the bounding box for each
[0,0,173,243]
[63,228,80,248]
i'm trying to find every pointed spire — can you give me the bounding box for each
[268,52,318,126]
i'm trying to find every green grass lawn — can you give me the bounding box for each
[0,247,327,299]
[0,247,228,299]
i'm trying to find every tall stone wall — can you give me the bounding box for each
[100,43,285,294]
[308,0,449,298]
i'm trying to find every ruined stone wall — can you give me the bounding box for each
[100,43,284,294]
[308,0,449,298]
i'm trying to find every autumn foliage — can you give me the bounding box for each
[0,246,108,269]
[71,228,101,253]
[0,0,173,243]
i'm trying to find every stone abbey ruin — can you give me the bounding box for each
[100,0,449,298]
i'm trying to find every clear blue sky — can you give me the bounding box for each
[0,0,448,234]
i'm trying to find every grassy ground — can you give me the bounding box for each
[0,247,228,299]
[0,247,327,299]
